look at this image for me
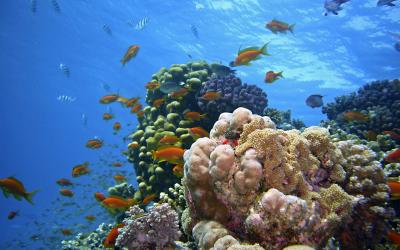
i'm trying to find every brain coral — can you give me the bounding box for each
[182,107,392,250]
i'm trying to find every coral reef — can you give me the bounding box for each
[182,107,392,249]
[61,223,113,250]
[107,183,136,198]
[197,75,268,121]
[126,61,269,202]
[322,79,400,140]
[116,203,180,250]
[264,108,305,130]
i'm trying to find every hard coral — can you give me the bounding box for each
[183,107,392,250]
[116,203,180,250]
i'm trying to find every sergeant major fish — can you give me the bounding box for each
[59,63,70,77]
[324,0,350,16]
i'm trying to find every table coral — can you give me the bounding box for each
[182,107,392,250]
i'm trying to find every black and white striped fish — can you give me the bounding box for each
[59,63,70,77]
[57,95,77,102]
[191,24,199,39]
[102,24,112,36]
[135,17,150,30]
[31,0,37,13]
[51,0,61,13]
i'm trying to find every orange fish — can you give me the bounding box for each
[0,177,37,204]
[230,43,270,67]
[264,71,283,84]
[125,97,140,107]
[61,229,73,236]
[128,142,140,150]
[152,146,185,164]
[7,211,18,220]
[343,111,369,122]
[94,192,106,202]
[169,88,189,99]
[102,196,135,209]
[121,45,140,65]
[145,82,161,90]
[85,215,96,221]
[103,113,113,120]
[103,224,124,248]
[388,230,400,246]
[113,122,121,131]
[142,194,157,205]
[202,91,221,101]
[266,19,295,34]
[189,127,210,138]
[113,174,126,182]
[86,138,103,149]
[131,104,143,113]
[385,149,400,163]
[112,162,123,167]
[56,178,73,186]
[72,162,90,177]
[100,94,120,104]
[172,163,184,178]
[60,189,74,197]
[153,98,165,108]
[159,135,179,144]
[383,130,400,140]
[184,111,206,121]
[137,111,145,118]
[388,180,400,197]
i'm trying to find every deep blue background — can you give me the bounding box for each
[0,0,398,248]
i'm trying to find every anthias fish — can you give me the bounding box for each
[184,111,207,121]
[230,43,270,67]
[7,211,18,220]
[189,127,210,138]
[266,19,295,34]
[121,45,140,65]
[59,189,74,197]
[145,82,161,90]
[56,178,73,186]
[385,148,400,163]
[202,91,221,101]
[86,139,103,149]
[103,224,124,248]
[72,162,90,177]
[152,146,185,164]
[103,113,113,120]
[342,111,369,122]
[0,177,37,204]
[159,135,179,144]
[264,71,283,84]
[94,192,106,202]
[113,122,121,131]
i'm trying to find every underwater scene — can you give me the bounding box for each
[1,0,400,249]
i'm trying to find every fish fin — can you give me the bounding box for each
[2,188,10,198]
[289,24,295,34]
[260,43,270,56]
[25,190,39,205]
[244,62,252,66]
[278,71,284,77]
[8,177,25,187]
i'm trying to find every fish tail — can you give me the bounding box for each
[260,42,270,56]
[278,71,284,77]
[25,190,39,205]
[289,24,295,34]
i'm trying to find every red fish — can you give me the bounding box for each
[159,135,179,144]
[113,122,121,131]
[343,111,369,122]
[102,196,135,209]
[86,138,103,149]
[94,192,106,202]
[72,162,90,177]
[125,97,140,107]
[142,194,157,205]
[189,127,209,138]
[103,224,124,248]
[103,113,113,120]
[383,130,400,140]
[7,211,18,220]
[112,162,123,167]
[172,164,184,178]
[264,71,283,84]
[56,178,73,186]
[0,177,38,204]
[385,149,400,163]
[202,91,221,101]
[145,82,160,90]
[153,98,165,108]
[169,88,189,99]
[131,104,142,113]
[230,43,270,67]
[85,215,96,221]
[152,146,185,164]
[59,189,74,197]
[99,94,124,104]
[121,45,139,65]
[387,180,400,198]
[387,230,400,246]
[113,174,126,183]
[61,229,73,236]
[184,111,206,121]
[128,142,140,150]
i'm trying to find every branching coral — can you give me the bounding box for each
[182,107,392,250]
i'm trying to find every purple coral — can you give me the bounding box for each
[197,76,268,119]
[116,203,181,250]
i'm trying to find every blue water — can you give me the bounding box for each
[0,0,398,248]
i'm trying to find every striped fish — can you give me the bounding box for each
[57,95,77,103]
[31,0,37,13]
[191,24,199,39]
[51,0,61,13]
[135,17,150,30]
[59,64,70,78]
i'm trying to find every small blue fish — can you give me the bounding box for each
[377,0,396,6]
[191,24,199,39]
[135,17,150,30]
[57,95,76,102]
[324,0,350,16]
[102,25,112,36]
[31,0,37,13]
[51,0,61,13]
[395,42,400,52]
[59,64,70,78]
